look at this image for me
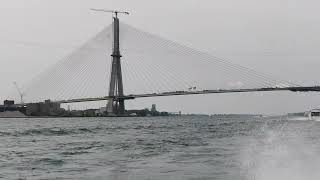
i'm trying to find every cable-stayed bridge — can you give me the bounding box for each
[19,14,320,115]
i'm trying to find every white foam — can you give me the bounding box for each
[241,126,320,180]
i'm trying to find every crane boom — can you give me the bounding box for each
[90,8,130,17]
[13,82,25,104]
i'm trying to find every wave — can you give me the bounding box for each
[34,158,65,166]
[0,127,100,137]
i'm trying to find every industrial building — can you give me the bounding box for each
[25,100,65,116]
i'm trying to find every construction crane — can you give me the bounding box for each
[13,82,25,104]
[90,9,130,17]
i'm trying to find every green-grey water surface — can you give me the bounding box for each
[1,116,320,180]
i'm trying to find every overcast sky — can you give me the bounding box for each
[1,0,320,114]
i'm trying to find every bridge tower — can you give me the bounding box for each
[91,9,129,116]
[106,12,126,115]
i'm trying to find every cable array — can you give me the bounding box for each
[22,23,300,102]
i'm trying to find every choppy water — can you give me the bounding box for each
[1,116,320,180]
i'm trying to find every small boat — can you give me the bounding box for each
[307,109,320,121]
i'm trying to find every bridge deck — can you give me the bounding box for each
[54,86,320,104]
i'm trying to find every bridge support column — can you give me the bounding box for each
[106,16,126,116]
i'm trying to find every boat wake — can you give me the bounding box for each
[286,116,309,121]
[241,122,320,180]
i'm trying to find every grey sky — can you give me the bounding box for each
[1,0,320,114]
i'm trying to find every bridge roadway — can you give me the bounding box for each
[54,86,320,104]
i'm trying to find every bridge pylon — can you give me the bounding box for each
[106,14,126,116]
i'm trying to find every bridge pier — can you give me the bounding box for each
[106,98,125,116]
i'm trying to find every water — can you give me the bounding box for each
[1,116,320,180]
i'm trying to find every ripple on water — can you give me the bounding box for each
[33,158,65,166]
[1,127,102,137]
